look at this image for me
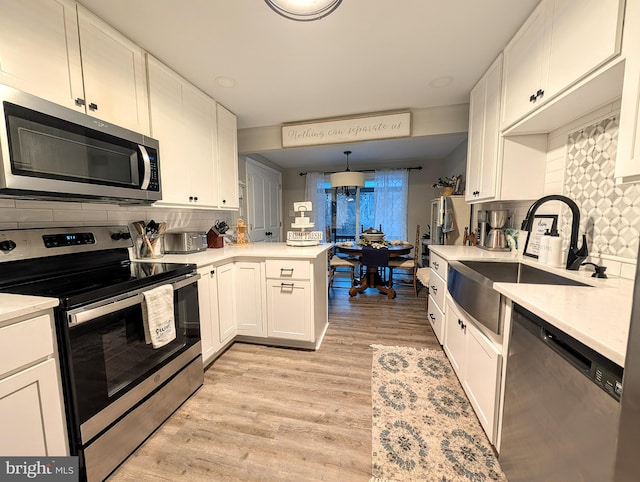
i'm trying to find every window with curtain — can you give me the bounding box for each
[374,169,409,241]
[304,171,327,236]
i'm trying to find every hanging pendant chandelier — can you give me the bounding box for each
[330,151,364,198]
[264,0,342,22]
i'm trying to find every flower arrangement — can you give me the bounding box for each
[432,175,459,189]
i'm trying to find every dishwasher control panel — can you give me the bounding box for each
[594,365,623,401]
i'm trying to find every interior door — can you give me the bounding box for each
[246,159,282,242]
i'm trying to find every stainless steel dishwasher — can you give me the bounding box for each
[500,304,623,482]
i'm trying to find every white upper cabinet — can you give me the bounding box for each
[148,55,239,209]
[0,0,83,111]
[216,104,240,209]
[502,0,624,130]
[616,0,640,183]
[501,1,551,130]
[76,5,150,134]
[466,54,547,203]
[466,55,502,202]
[0,0,149,135]
[148,55,218,207]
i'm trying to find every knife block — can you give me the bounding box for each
[207,229,224,248]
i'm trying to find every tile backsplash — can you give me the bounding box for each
[564,116,640,260]
[476,104,638,279]
[0,198,234,234]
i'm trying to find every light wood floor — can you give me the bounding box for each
[108,275,441,481]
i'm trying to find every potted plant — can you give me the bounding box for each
[432,175,460,196]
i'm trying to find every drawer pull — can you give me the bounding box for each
[430,286,437,294]
[429,313,436,321]
[433,261,439,269]
[280,282,295,288]
[280,268,294,275]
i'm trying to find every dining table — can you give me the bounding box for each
[335,242,414,299]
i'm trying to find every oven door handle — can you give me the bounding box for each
[69,294,144,327]
[68,274,199,327]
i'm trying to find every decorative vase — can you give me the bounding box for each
[442,187,454,196]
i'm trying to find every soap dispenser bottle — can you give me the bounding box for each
[546,227,563,267]
[538,229,550,264]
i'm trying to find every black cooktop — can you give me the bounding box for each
[0,249,195,309]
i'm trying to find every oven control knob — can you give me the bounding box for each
[0,240,17,252]
[111,232,131,241]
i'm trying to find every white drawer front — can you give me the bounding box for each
[265,259,311,280]
[429,272,446,310]
[0,314,54,378]
[430,252,447,280]
[427,296,445,345]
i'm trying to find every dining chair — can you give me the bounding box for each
[361,245,390,286]
[326,226,359,288]
[388,224,421,296]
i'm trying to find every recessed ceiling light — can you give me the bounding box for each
[264,0,342,21]
[429,76,454,88]
[215,76,238,88]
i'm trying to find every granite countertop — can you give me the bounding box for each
[0,294,58,324]
[429,245,634,367]
[137,242,332,267]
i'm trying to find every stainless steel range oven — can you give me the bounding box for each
[0,226,203,482]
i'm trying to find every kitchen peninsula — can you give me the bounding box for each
[159,243,332,366]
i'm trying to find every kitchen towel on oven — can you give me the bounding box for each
[142,284,176,348]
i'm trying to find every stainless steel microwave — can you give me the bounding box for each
[0,85,161,204]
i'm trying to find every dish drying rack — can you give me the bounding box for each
[286,202,323,246]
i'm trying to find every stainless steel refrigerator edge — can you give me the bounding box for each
[613,245,640,481]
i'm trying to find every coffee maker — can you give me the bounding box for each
[479,210,510,251]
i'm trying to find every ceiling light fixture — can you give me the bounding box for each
[330,151,365,198]
[264,0,342,21]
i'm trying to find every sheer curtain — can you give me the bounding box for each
[374,169,409,241]
[304,172,327,237]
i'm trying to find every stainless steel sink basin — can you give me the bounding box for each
[447,261,589,334]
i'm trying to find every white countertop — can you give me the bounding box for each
[429,245,634,366]
[0,294,58,324]
[138,242,332,267]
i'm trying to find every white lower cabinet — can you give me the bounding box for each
[0,311,67,455]
[426,298,445,345]
[0,359,66,455]
[196,253,329,354]
[234,261,266,337]
[266,280,312,341]
[444,297,502,444]
[197,262,236,366]
[217,263,236,344]
[428,252,448,345]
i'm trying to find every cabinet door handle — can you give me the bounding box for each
[430,286,437,294]
[529,93,537,103]
[210,269,215,276]
[88,102,98,111]
[536,89,544,99]
[75,98,86,107]
[432,261,439,269]
[429,313,436,321]
[222,199,226,204]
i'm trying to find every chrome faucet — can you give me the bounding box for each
[521,195,588,270]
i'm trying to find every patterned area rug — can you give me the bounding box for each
[370,345,506,482]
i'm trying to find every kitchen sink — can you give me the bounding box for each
[447,261,589,335]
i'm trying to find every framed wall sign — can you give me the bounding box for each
[523,214,558,258]
[281,111,411,148]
